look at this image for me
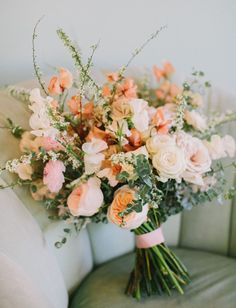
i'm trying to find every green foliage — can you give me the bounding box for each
[6,118,24,138]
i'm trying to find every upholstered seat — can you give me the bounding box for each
[70,248,236,308]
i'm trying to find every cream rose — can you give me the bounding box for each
[67,177,104,216]
[129,99,149,132]
[107,185,149,229]
[185,110,207,132]
[152,144,186,182]
[146,134,175,155]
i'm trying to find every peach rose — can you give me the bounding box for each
[111,99,131,120]
[67,177,103,216]
[16,163,33,180]
[107,185,149,229]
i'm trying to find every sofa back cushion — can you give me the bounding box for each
[0,252,55,308]
[0,180,68,308]
[180,87,236,257]
[0,86,93,295]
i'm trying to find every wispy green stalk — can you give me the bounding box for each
[6,85,31,102]
[110,25,167,101]
[56,29,101,96]
[32,17,49,96]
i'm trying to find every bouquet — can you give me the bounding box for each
[1,21,236,300]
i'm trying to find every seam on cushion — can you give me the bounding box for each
[228,173,236,258]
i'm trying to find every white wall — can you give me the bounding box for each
[1,0,236,94]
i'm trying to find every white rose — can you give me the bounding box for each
[129,99,149,132]
[146,134,175,155]
[152,144,186,182]
[185,110,207,132]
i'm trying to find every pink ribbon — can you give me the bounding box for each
[136,227,165,249]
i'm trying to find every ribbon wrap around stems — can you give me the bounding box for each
[136,226,165,249]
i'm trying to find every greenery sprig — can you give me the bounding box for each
[32,17,49,96]
[56,28,101,96]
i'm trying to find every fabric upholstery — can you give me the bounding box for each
[180,87,236,257]
[0,179,68,308]
[0,85,94,292]
[0,252,54,308]
[45,224,93,293]
[70,248,236,308]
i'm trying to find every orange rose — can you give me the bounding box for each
[107,185,149,229]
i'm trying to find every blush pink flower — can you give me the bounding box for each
[43,160,65,193]
[67,177,104,216]
[38,137,63,152]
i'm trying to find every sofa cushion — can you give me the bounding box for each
[70,248,236,308]
[0,86,94,292]
[0,179,68,308]
[0,252,54,308]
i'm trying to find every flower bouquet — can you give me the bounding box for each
[1,21,236,300]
